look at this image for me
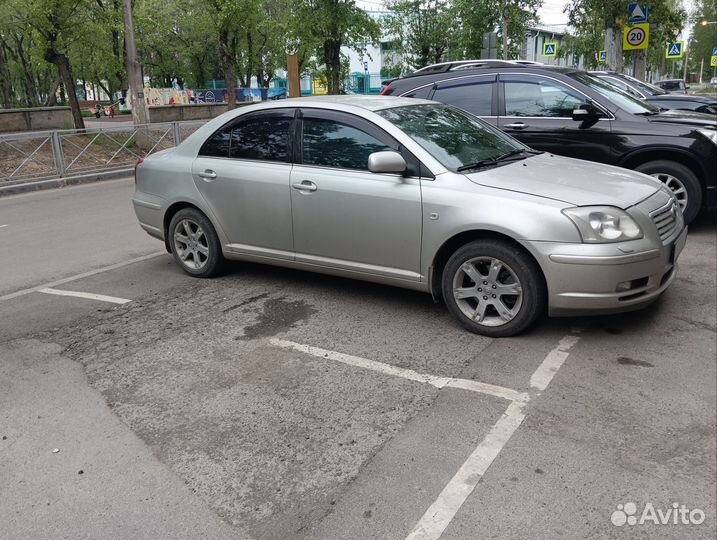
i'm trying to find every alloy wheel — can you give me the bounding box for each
[451,256,523,327]
[173,219,209,270]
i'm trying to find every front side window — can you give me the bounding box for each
[568,72,659,114]
[504,78,587,117]
[199,114,291,162]
[433,78,493,116]
[302,118,392,170]
[377,104,526,171]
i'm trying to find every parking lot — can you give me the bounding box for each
[1,178,715,539]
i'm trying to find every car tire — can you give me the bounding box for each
[441,240,546,337]
[168,208,224,278]
[635,160,702,224]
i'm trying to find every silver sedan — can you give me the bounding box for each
[133,96,686,336]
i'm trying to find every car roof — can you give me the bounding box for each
[244,95,433,112]
[388,63,581,89]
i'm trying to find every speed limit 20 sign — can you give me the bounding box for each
[623,23,650,50]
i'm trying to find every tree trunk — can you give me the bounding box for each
[633,50,646,81]
[15,35,39,106]
[219,31,236,109]
[604,25,623,72]
[323,40,341,95]
[46,50,85,129]
[502,11,509,60]
[44,78,60,106]
[0,43,12,108]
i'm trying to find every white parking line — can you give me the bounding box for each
[529,335,581,392]
[38,287,131,305]
[0,224,8,228]
[269,338,529,403]
[0,251,164,302]
[406,333,581,540]
[405,401,527,540]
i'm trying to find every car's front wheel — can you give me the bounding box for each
[441,240,546,337]
[635,160,702,224]
[168,208,224,278]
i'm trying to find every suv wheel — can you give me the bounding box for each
[168,208,224,277]
[635,160,702,224]
[441,240,546,337]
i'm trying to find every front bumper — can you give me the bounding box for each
[525,222,687,317]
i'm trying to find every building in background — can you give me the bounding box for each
[521,26,586,68]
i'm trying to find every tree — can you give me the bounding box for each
[384,0,458,70]
[299,0,380,94]
[687,0,717,81]
[567,0,685,79]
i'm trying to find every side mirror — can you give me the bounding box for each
[368,151,406,174]
[572,104,599,122]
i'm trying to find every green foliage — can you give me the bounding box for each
[687,0,717,80]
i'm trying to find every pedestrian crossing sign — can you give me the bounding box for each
[665,42,683,59]
[543,42,557,57]
[598,50,607,62]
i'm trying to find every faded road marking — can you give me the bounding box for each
[529,335,581,392]
[405,401,526,540]
[270,338,529,403]
[38,288,131,305]
[0,224,8,228]
[0,251,164,302]
[406,333,581,540]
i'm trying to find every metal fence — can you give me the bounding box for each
[0,120,206,184]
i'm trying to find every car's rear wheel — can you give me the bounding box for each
[441,240,546,337]
[168,208,224,278]
[635,160,702,224]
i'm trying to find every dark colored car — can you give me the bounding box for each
[591,71,717,115]
[654,79,689,94]
[382,61,717,223]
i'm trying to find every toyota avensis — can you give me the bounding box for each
[133,96,686,337]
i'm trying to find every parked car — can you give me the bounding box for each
[133,96,686,337]
[590,71,717,115]
[654,79,690,94]
[381,61,717,223]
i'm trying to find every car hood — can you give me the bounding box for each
[647,108,717,127]
[464,153,661,208]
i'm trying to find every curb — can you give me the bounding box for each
[0,168,133,197]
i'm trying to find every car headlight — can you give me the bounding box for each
[562,206,643,243]
[697,128,717,146]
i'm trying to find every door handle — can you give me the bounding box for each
[198,170,217,180]
[503,122,527,129]
[292,181,317,193]
[503,122,527,130]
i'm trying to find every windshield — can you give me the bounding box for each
[376,104,528,171]
[621,74,667,96]
[568,72,660,114]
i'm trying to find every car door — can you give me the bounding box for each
[192,109,295,258]
[497,73,613,163]
[428,74,498,126]
[289,109,423,281]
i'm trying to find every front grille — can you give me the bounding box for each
[650,200,679,241]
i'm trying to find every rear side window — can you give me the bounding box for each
[199,115,291,162]
[433,79,494,116]
[302,118,392,170]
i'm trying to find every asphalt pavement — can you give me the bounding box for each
[1,178,715,540]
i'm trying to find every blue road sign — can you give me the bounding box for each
[713,47,717,57]
[627,3,648,24]
[598,50,607,62]
[666,42,683,58]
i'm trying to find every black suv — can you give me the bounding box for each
[382,61,717,223]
